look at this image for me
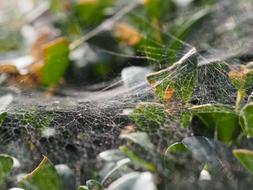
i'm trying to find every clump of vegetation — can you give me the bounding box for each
[1,0,253,189]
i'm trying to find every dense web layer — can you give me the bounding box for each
[1,0,253,188]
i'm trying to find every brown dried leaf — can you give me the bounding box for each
[164,88,174,102]
[121,125,135,135]
[30,29,52,62]
[115,23,142,46]
[27,61,44,83]
[0,64,18,75]
[8,74,37,89]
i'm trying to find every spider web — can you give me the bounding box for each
[1,0,253,188]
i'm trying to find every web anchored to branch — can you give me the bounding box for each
[1,0,253,188]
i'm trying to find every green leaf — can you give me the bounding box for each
[240,103,253,137]
[146,48,198,103]
[165,142,188,154]
[0,112,7,126]
[120,132,154,151]
[120,146,156,172]
[0,154,13,185]
[233,149,253,174]
[130,102,167,129]
[19,156,62,190]
[190,104,240,143]
[86,180,103,190]
[143,0,175,23]
[101,158,131,185]
[78,186,89,190]
[144,0,160,19]
[42,37,70,86]
[180,111,192,128]
[74,0,115,26]
[50,0,65,13]
[107,172,156,190]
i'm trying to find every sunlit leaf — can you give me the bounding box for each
[233,149,253,174]
[146,48,198,103]
[19,156,62,190]
[0,154,13,185]
[190,104,240,143]
[41,37,70,86]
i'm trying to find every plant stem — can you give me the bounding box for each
[235,90,245,112]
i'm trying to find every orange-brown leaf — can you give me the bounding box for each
[0,64,18,74]
[164,88,174,101]
[115,23,142,46]
[30,29,51,62]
